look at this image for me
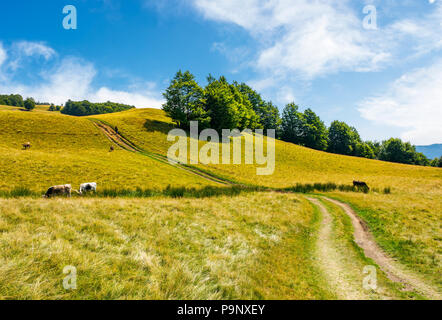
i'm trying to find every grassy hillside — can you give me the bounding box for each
[0,105,440,298]
[93,108,441,291]
[93,108,441,191]
[0,105,218,191]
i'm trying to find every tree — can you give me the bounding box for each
[327,121,360,155]
[354,142,375,159]
[61,100,134,116]
[378,138,430,165]
[280,103,305,144]
[162,70,210,130]
[365,141,381,158]
[280,105,328,151]
[431,156,442,168]
[302,108,328,151]
[0,94,24,107]
[234,82,281,132]
[204,76,260,132]
[24,98,35,111]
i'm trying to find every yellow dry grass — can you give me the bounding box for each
[0,105,440,298]
[0,193,334,300]
[0,105,217,191]
[92,108,441,292]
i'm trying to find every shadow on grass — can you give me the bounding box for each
[143,119,175,133]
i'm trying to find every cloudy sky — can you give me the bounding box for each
[0,0,441,144]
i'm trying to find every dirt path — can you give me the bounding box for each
[323,197,441,300]
[94,121,139,152]
[93,121,231,186]
[307,197,371,300]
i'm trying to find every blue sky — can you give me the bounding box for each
[0,0,441,144]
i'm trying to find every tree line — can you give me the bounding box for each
[0,94,36,111]
[162,71,441,167]
[61,100,135,116]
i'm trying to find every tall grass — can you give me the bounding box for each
[279,183,390,194]
[0,187,37,198]
[0,193,336,299]
[0,183,390,199]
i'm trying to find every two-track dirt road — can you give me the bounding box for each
[307,196,441,300]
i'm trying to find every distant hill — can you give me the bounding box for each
[416,144,442,159]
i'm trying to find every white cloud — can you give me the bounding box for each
[386,4,442,58]
[91,87,163,108]
[0,43,6,67]
[358,60,442,145]
[0,42,164,108]
[14,41,56,60]
[5,57,97,104]
[193,0,390,79]
[192,0,442,83]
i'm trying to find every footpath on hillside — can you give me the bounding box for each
[92,120,232,186]
[307,196,441,300]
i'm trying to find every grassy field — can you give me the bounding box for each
[0,193,337,300]
[92,108,441,295]
[92,108,442,190]
[0,105,440,299]
[0,105,218,191]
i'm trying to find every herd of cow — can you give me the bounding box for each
[44,182,97,198]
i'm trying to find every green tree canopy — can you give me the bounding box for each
[24,97,36,111]
[162,70,210,130]
[0,94,24,107]
[280,103,304,145]
[327,120,361,155]
[302,108,328,151]
[430,156,442,167]
[280,104,328,151]
[234,82,281,132]
[378,138,429,165]
[61,100,134,116]
[204,76,260,132]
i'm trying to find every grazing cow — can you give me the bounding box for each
[22,142,31,150]
[79,182,97,194]
[353,180,370,190]
[43,184,72,198]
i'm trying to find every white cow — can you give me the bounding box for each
[79,182,97,194]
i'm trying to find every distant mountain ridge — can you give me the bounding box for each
[416,144,442,159]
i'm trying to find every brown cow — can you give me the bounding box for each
[353,180,370,190]
[22,142,31,150]
[43,184,72,198]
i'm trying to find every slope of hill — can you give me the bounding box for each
[93,108,441,191]
[93,108,442,290]
[0,105,219,191]
[416,144,442,160]
[0,105,440,297]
